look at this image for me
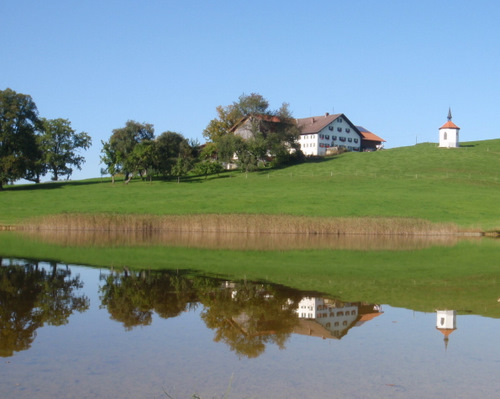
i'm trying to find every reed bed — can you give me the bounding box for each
[22,213,467,236]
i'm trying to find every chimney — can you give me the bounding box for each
[325,112,329,116]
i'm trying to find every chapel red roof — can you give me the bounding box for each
[439,121,460,130]
[436,327,456,338]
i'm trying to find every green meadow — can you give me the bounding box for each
[1,140,499,230]
[1,140,499,318]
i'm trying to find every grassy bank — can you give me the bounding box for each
[1,231,499,318]
[1,140,499,230]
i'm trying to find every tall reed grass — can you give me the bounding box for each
[22,213,468,236]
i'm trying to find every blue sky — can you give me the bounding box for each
[2,0,499,180]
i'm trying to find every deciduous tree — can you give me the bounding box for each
[203,93,302,171]
[101,120,154,182]
[0,88,42,189]
[202,93,269,143]
[154,131,189,177]
[39,118,92,181]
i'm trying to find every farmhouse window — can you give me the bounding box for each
[337,127,342,132]
[332,135,337,140]
[348,138,352,142]
[329,126,333,131]
[339,137,346,142]
[354,138,358,143]
[338,118,343,123]
[325,135,329,140]
[346,128,350,133]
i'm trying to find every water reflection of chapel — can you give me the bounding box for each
[436,309,457,350]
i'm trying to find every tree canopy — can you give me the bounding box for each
[0,88,93,187]
[101,123,201,183]
[39,118,92,181]
[203,93,303,171]
[101,120,155,182]
[0,88,42,189]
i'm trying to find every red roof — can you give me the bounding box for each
[439,121,460,130]
[356,126,386,142]
[436,327,456,337]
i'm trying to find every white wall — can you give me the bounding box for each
[439,127,459,148]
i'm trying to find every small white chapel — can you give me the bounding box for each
[439,108,460,148]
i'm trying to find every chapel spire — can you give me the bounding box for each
[447,107,452,122]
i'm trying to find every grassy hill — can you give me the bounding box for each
[1,139,499,230]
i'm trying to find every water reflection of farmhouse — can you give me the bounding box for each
[219,281,383,352]
[294,297,383,340]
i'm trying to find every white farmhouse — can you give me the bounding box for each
[296,113,361,155]
[296,113,385,155]
[439,108,460,148]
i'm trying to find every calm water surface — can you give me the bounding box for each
[1,258,499,399]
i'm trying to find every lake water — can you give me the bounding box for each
[1,258,500,399]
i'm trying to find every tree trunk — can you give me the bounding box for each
[125,172,134,184]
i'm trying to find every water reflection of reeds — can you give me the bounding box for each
[21,229,476,251]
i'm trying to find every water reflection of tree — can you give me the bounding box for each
[0,260,89,357]
[198,283,302,358]
[99,270,303,358]
[99,270,204,330]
